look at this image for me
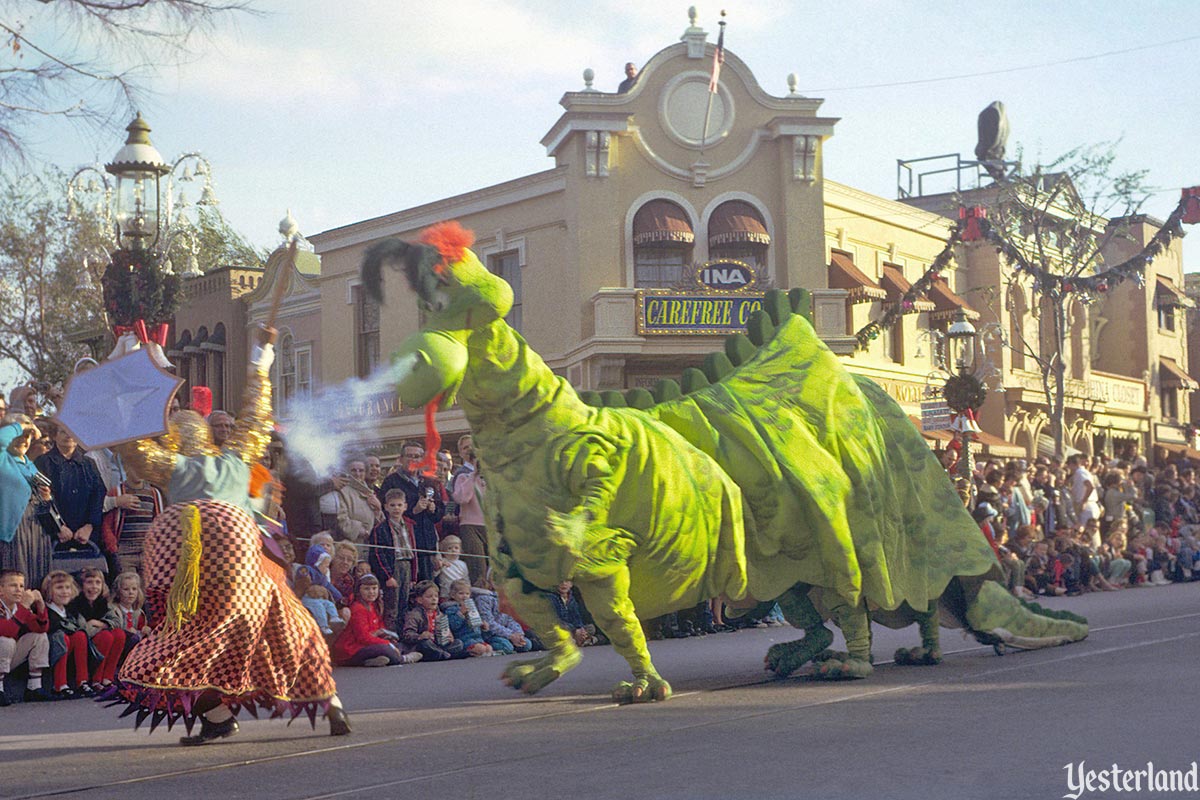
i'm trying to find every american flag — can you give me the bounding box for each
[708,22,725,93]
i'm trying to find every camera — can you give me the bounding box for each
[425,487,435,499]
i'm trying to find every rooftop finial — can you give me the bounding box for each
[582,67,596,92]
[787,73,799,96]
[688,5,697,26]
[279,209,299,241]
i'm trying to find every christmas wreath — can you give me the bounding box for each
[943,372,987,413]
[101,250,181,326]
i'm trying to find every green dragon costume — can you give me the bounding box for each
[361,221,1087,703]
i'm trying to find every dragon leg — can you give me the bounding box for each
[809,597,874,680]
[893,607,943,666]
[498,576,581,695]
[764,584,835,678]
[575,566,671,704]
[962,578,1088,650]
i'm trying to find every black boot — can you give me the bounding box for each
[327,705,352,736]
[179,715,239,746]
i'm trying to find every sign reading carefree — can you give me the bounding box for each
[637,292,765,335]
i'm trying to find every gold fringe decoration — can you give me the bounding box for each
[164,504,203,633]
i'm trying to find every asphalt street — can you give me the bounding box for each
[2,581,1197,800]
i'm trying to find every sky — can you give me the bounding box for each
[12,1,1200,260]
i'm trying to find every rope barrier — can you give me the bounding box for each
[296,536,494,561]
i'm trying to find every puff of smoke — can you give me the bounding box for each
[278,355,417,477]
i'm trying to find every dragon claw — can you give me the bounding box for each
[893,646,942,666]
[811,655,873,680]
[764,627,835,677]
[612,674,672,704]
[501,648,581,695]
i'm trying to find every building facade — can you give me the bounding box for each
[195,12,1188,467]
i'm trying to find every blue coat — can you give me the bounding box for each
[0,423,39,542]
[35,446,105,533]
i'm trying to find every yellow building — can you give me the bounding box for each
[205,11,1181,466]
[304,14,998,459]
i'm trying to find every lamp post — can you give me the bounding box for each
[67,113,222,364]
[942,310,988,500]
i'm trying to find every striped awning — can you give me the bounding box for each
[1160,357,1199,390]
[881,264,934,313]
[829,251,886,304]
[927,277,979,322]
[707,201,770,246]
[633,200,694,246]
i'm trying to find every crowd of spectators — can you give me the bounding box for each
[959,446,1200,602]
[4,373,1199,708]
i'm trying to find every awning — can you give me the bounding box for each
[911,414,1025,457]
[909,415,953,444]
[829,251,886,303]
[707,201,770,246]
[1157,442,1200,460]
[633,200,694,246]
[974,430,1026,459]
[927,276,979,323]
[1036,434,1081,459]
[1155,275,1194,308]
[881,265,934,313]
[1159,357,1199,390]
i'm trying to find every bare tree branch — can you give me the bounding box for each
[0,0,256,162]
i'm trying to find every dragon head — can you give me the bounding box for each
[361,221,510,408]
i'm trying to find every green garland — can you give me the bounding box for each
[101,250,181,326]
[943,373,987,413]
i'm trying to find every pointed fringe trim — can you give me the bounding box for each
[97,680,333,735]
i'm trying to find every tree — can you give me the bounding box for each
[0,0,252,161]
[165,205,266,275]
[0,164,266,387]
[0,166,107,385]
[974,144,1188,457]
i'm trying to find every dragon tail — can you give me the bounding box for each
[964,580,1088,650]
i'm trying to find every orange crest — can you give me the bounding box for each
[420,221,475,272]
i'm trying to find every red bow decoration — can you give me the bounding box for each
[959,206,987,242]
[112,319,150,343]
[1182,187,1200,225]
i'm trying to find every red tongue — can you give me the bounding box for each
[417,393,444,477]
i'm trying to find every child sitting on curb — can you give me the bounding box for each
[401,580,466,661]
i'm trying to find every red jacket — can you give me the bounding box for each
[331,600,391,664]
[0,600,49,638]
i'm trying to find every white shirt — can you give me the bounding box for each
[1070,467,1099,511]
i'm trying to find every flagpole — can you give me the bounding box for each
[698,13,726,164]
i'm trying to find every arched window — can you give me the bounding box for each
[278,332,296,415]
[1008,285,1026,372]
[1070,300,1086,380]
[707,200,769,270]
[192,327,208,391]
[633,200,693,288]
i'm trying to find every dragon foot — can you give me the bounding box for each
[501,648,582,695]
[611,674,672,704]
[893,646,942,666]
[763,626,834,677]
[810,651,874,680]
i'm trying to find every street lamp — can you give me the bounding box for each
[941,309,988,497]
[105,112,169,251]
[946,309,977,372]
[66,113,223,367]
